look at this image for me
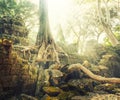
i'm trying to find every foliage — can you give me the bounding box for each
[0,0,36,17]
[104,38,112,46]
[0,0,38,34]
[61,0,120,53]
[0,0,39,46]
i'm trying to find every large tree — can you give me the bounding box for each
[35,0,60,95]
[35,0,59,63]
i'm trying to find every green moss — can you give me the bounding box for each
[43,86,62,96]
[58,91,75,100]
[31,67,38,75]
[94,83,116,93]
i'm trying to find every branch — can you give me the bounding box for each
[68,63,120,83]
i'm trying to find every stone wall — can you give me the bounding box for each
[0,39,38,99]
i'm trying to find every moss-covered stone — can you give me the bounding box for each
[57,91,75,100]
[94,83,117,93]
[42,86,62,96]
[99,53,120,77]
[68,78,99,94]
[41,94,51,100]
[90,94,120,100]
[20,94,38,100]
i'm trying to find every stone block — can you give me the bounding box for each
[0,59,4,64]
[22,75,30,81]
[21,69,29,75]
[43,86,62,96]
[10,67,20,75]
[0,69,10,76]
[1,75,18,88]
[0,84,3,92]
[20,94,38,100]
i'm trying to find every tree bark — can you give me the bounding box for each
[36,0,53,45]
[69,63,120,83]
[103,24,119,46]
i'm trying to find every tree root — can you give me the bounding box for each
[69,63,120,83]
[36,42,60,63]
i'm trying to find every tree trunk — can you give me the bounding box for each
[103,24,119,46]
[97,0,119,46]
[69,63,120,83]
[35,0,59,63]
[36,0,53,45]
[35,0,60,96]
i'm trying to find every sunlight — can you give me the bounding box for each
[29,0,104,46]
[48,0,72,38]
[29,0,71,25]
[29,0,72,38]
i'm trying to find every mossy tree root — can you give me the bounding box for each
[69,63,120,83]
